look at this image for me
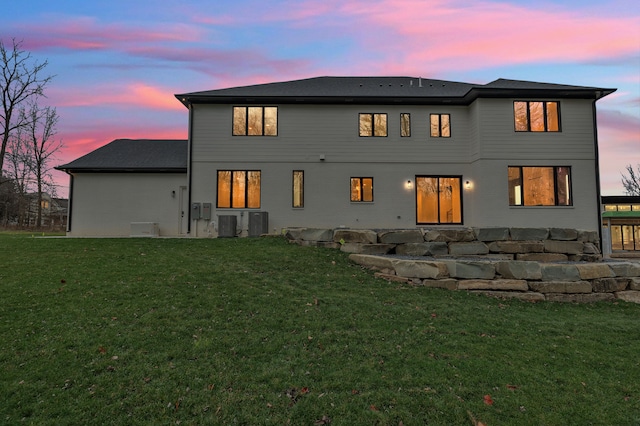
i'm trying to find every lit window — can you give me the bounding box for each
[233,107,277,136]
[350,177,373,202]
[416,176,462,224]
[430,114,450,137]
[514,101,560,132]
[359,113,387,137]
[508,166,571,206]
[217,170,261,208]
[293,170,304,208]
[401,113,411,137]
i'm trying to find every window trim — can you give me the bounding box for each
[232,106,278,136]
[359,113,388,137]
[508,166,572,207]
[216,170,261,209]
[350,177,374,202]
[430,113,451,138]
[513,101,561,132]
[400,113,411,137]
[415,175,463,225]
[292,170,304,208]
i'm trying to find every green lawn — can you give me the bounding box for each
[1,234,639,425]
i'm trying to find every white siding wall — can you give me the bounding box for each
[69,173,187,237]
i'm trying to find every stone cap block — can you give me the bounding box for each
[378,230,424,244]
[348,254,394,270]
[510,228,549,240]
[529,281,592,293]
[391,259,449,279]
[549,228,578,241]
[541,264,581,281]
[575,264,615,280]
[448,241,490,256]
[474,227,510,241]
[333,229,378,244]
[496,261,542,280]
[442,260,496,279]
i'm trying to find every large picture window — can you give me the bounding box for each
[350,177,373,202]
[508,166,571,206]
[416,176,462,224]
[217,170,261,208]
[359,113,387,137]
[233,106,278,136]
[514,101,560,132]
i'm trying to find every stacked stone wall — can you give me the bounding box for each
[283,227,640,303]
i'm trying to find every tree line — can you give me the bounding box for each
[1,38,63,228]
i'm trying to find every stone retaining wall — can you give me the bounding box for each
[283,227,640,303]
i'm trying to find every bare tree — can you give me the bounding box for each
[621,164,640,196]
[0,38,53,182]
[4,119,34,224]
[23,102,62,227]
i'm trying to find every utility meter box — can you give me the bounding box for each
[191,203,201,220]
[202,203,212,220]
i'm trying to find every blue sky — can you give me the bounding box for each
[2,0,639,197]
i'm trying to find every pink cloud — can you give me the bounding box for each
[47,82,185,111]
[15,15,204,52]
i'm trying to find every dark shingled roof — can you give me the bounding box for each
[176,76,615,106]
[56,139,187,172]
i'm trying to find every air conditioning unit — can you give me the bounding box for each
[248,211,269,237]
[218,215,237,238]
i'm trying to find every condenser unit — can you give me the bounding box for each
[218,215,237,238]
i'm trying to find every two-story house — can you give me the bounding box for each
[57,76,614,237]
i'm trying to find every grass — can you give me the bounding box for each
[0,234,639,425]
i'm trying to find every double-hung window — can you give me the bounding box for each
[514,101,560,132]
[430,114,451,137]
[359,113,387,137]
[217,170,261,208]
[350,177,373,202]
[508,166,571,206]
[233,106,278,136]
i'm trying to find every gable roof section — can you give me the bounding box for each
[56,139,187,173]
[176,76,615,106]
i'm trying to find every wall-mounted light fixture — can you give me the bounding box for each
[171,190,176,198]
[465,180,472,190]
[405,179,414,190]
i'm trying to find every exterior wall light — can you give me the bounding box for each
[465,180,472,190]
[405,179,414,190]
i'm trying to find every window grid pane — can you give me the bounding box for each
[233,107,247,135]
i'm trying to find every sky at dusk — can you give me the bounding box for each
[2,0,639,198]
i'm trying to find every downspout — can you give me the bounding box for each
[592,98,604,254]
[187,103,194,235]
[63,171,73,233]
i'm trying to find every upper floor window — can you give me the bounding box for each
[217,170,261,208]
[430,114,450,137]
[351,177,374,202]
[400,113,411,137]
[233,106,278,136]
[514,101,560,132]
[359,113,387,137]
[508,166,571,206]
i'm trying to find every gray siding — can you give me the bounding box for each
[189,97,601,235]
